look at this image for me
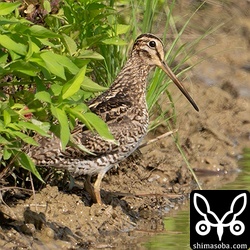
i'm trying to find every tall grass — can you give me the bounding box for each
[125,0,208,128]
[116,0,222,188]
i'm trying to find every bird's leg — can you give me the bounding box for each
[84,174,104,205]
[94,171,106,205]
[84,176,98,203]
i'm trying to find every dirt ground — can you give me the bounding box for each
[0,1,250,249]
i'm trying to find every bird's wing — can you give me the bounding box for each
[28,90,135,164]
[88,91,133,122]
[67,115,134,157]
[28,115,134,165]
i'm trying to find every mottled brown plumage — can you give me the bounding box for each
[29,34,198,204]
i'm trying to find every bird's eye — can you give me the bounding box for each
[148,40,156,48]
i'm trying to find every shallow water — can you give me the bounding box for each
[143,161,250,250]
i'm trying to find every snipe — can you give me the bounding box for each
[29,34,199,205]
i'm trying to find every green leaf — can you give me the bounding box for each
[72,58,90,69]
[115,24,130,35]
[17,152,44,182]
[40,52,66,80]
[62,65,86,99]
[53,53,79,74]
[82,76,108,92]
[62,34,77,56]
[9,61,38,76]
[30,119,50,133]
[8,50,21,61]
[35,91,52,103]
[0,17,17,25]
[0,17,31,25]
[70,135,96,156]
[102,37,127,46]
[10,103,25,110]
[0,120,4,128]
[11,130,39,146]
[83,112,115,141]
[0,53,8,64]
[50,84,63,96]
[6,123,19,130]
[26,37,40,60]
[50,106,70,150]
[28,25,60,38]
[0,135,11,145]
[37,38,57,47]
[68,89,85,102]
[0,2,21,15]
[65,106,90,129]
[40,52,79,79]
[3,147,12,160]
[29,56,51,79]
[18,121,50,137]
[0,35,27,55]
[3,110,11,126]
[70,103,89,114]
[26,37,33,60]
[79,50,104,60]
[43,0,51,12]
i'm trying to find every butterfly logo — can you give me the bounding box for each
[193,193,247,241]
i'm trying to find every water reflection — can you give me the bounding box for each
[144,159,250,250]
[144,207,190,250]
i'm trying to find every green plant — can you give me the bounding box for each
[239,148,250,168]
[127,0,219,131]
[0,1,129,182]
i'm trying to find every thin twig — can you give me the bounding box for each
[139,129,178,149]
[111,191,183,199]
[0,186,33,193]
[29,172,36,197]
[0,192,17,219]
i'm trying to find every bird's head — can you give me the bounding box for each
[132,33,199,111]
[132,33,165,67]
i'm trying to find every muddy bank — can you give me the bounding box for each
[1,1,250,249]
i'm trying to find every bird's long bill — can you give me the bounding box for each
[160,61,199,111]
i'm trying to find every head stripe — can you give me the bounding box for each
[135,33,163,46]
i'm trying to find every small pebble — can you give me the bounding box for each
[44,227,55,238]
